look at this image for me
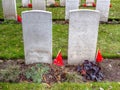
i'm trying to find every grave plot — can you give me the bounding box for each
[0,0,120,87]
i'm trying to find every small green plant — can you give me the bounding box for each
[0,64,20,82]
[25,64,49,83]
[66,72,83,83]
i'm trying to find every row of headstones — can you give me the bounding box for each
[60,0,97,7]
[21,0,111,22]
[2,0,110,22]
[22,9,100,65]
[22,0,95,7]
[22,0,55,7]
[66,0,110,22]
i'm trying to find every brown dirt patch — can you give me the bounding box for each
[101,59,120,81]
[0,59,120,84]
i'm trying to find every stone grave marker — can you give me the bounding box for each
[22,10,52,64]
[60,0,65,6]
[47,0,55,6]
[96,0,110,22]
[2,0,17,20]
[22,0,30,7]
[32,0,46,10]
[65,0,79,20]
[68,9,100,65]
[86,0,95,6]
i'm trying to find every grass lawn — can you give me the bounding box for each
[0,23,120,59]
[0,82,120,90]
[0,0,3,19]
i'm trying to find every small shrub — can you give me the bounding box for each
[25,64,49,83]
[0,64,20,82]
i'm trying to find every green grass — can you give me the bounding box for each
[0,22,23,59]
[98,24,120,58]
[109,0,120,19]
[0,0,3,19]
[0,83,46,90]
[53,24,68,58]
[0,82,120,90]
[0,22,120,59]
[47,7,65,20]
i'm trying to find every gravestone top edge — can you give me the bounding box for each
[70,9,100,14]
[22,10,52,14]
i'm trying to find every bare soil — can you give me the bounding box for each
[0,59,120,84]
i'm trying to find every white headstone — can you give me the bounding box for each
[65,0,79,20]
[60,0,65,6]
[32,0,46,10]
[47,0,55,6]
[22,10,52,64]
[96,0,110,22]
[2,0,17,20]
[22,0,30,7]
[68,9,100,65]
[86,0,95,6]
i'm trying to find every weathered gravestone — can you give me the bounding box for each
[86,0,95,6]
[2,0,17,20]
[96,0,110,22]
[47,0,55,6]
[32,0,46,10]
[68,9,100,65]
[22,10,52,64]
[65,0,79,20]
[22,0,30,7]
[60,0,65,6]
